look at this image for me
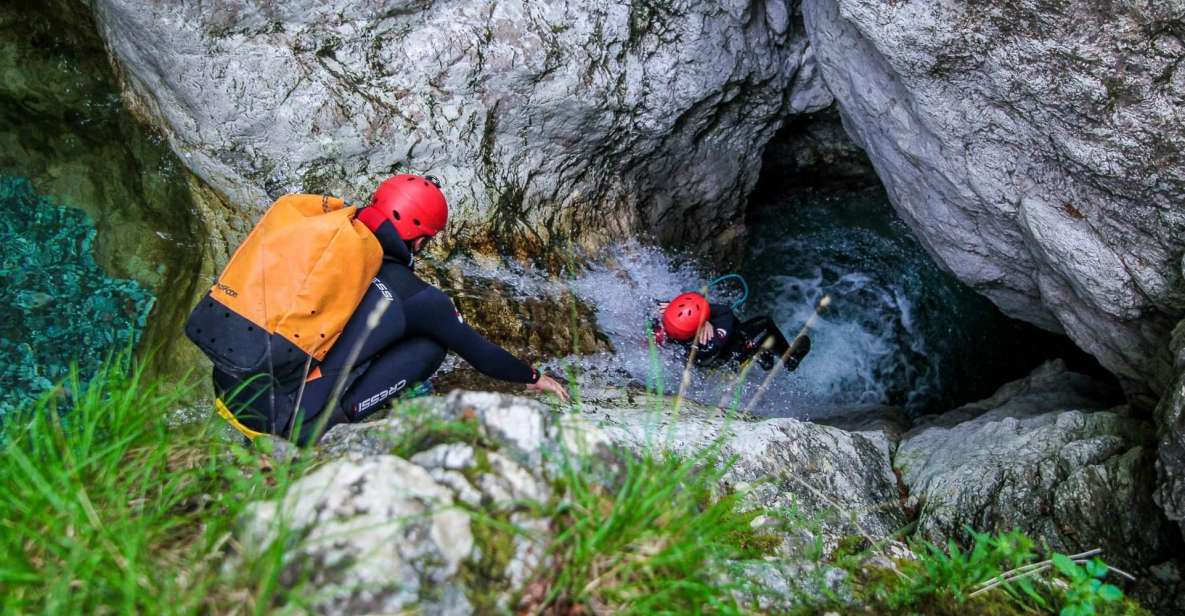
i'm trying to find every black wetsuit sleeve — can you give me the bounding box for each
[404,288,538,384]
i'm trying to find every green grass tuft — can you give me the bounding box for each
[540,444,779,614]
[0,356,313,614]
[822,528,1152,616]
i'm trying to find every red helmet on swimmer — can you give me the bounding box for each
[662,292,710,342]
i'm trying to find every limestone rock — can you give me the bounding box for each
[589,399,908,553]
[1155,312,1185,538]
[803,0,1185,397]
[323,389,905,556]
[897,361,1176,570]
[240,455,474,615]
[410,442,552,506]
[727,559,850,612]
[91,0,830,255]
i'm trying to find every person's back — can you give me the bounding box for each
[214,174,568,444]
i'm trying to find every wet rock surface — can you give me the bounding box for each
[898,361,1177,572]
[804,0,1185,398]
[91,0,831,257]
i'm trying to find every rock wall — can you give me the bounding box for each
[898,361,1185,609]
[1155,287,1185,539]
[898,361,1175,570]
[91,0,831,258]
[803,0,1185,398]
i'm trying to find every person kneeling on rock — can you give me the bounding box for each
[204,175,569,445]
[650,291,811,372]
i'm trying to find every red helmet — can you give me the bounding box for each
[358,174,448,240]
[662,292,710,341]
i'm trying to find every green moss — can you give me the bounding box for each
[381,401,497,459]
[459,511,522,614]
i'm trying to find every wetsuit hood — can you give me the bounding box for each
[362,212,414,267]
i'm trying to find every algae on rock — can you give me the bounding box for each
[0,0,231,396]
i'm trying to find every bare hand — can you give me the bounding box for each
[696,321,715,345]
[526,373,570,402]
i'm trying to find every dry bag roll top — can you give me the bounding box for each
[185,194,384,389]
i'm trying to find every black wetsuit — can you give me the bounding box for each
[660,303,805,371]
[214,221,538,444]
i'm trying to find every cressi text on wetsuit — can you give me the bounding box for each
[214,224,539,444]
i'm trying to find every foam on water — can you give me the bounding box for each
[745,224,938,414]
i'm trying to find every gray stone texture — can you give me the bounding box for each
[245,382,1185,608]
[804,0,1185,398]
[240,455,476,615]
[898,361,1177,570]
[91,0,831,255]
[1155,299,1185,539]
[575,395,909,553]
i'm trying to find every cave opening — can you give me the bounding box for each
[739,107,1114,416]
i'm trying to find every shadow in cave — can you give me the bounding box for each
[740,107,1115,416]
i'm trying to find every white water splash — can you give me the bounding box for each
[548,240,927,417]
[444,192,1066,416]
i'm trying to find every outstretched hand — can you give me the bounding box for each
[696,321,715,345]
[526,373,570,402]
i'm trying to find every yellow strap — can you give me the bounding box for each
[215,398,265,441]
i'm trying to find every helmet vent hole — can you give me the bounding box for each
[413,218,421,226]
[406,176,415,182]
[392,210,401,221]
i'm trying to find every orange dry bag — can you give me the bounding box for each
[184,194,383,390]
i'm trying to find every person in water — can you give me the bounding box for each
[651,291,811,372]
[214,174,570,444]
